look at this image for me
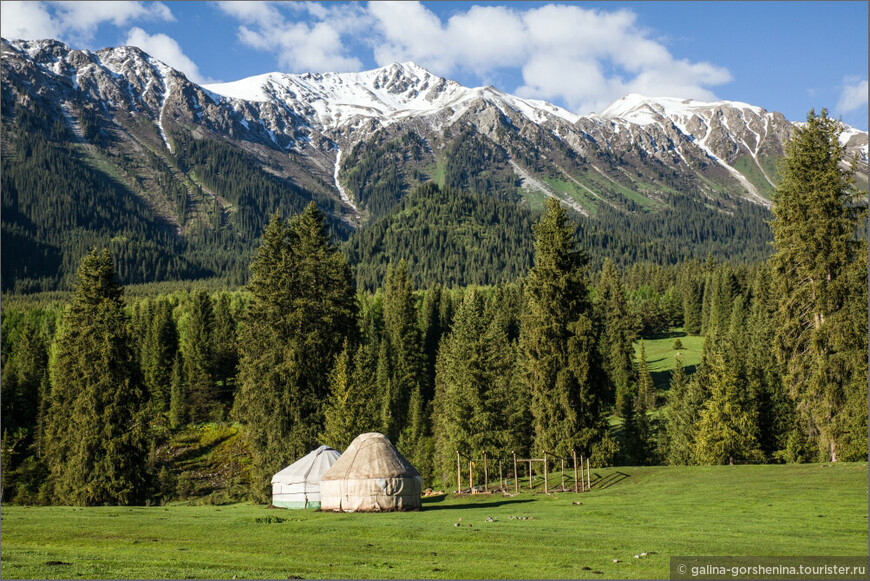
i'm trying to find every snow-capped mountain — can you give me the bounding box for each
[202,61,580,130]
[3,37,867,228]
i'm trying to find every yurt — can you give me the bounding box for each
[320,433,421,512]
[271,445,341,509]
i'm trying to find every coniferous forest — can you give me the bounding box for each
[1,110,867,506]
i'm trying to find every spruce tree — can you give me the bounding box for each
[381,261,426,441]
[637,339,656,410]
[43,249,148,505]
[662,354,697,465]
[432,289,525,486]
[596,259,636,415]
[183,290,217,422]
[770,109,868,462]
[321,341,378,451]
[419,284,444,403]
[212,293,240,407]
[746,264,795,459]
[169,351,186,429]
[693,347,763,465]
[234,205,357,501]
[520,198,612,462]
[0,321,47,435]
[142,298,178,413]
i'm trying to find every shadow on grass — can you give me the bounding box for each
[589,471,630,490]
[422,498,536,511]
[651,365,697,390]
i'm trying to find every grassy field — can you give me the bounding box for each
[2,463,866,579]
[634,330,705,392]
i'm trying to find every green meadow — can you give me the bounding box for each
[635,331,705,392]
[2,463,866,579]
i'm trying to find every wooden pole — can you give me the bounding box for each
[457,451,461,494]
[469,460,473,493]
[528,460,532,490]
[586,457,591,490]
[543,453,548,494]
[513,452,518,494]
[573,450,578,493]
[483,451,489,493]
[561,459,565,491]
[580,455,585,492]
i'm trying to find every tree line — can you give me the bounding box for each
[1,110,865,505]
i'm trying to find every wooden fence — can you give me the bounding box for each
[456,450,594,494]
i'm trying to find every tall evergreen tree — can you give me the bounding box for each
[142,298,178,413]
[745,264,795,459]
[433,289,526,486]
[419,284,445,403]
[693,347,763,465]
[380,261,426,441]
[520,198,612,462]
[169,351,186,429]
[596,258,636,414]
[662,354,696,465]
[0,321,47,436]
[234,204,357,501]
[770,109,868,462]
[212,293,240,407]
[43,249,148,505]
[636,339,656,410]
[320,341,379,451]
[183,290,217,422]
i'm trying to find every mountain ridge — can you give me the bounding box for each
[2,37,867,291]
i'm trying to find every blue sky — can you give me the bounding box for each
[2,1,867,129]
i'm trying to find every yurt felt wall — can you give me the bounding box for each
[320,433,421,512]
[271,445,341,508]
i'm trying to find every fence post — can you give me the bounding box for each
[513,452,518,494]
[561,459,565,491]
[457,451,461,494]
[528,460,533,490]
[469,460,473,493]
[573,450,578,493]
[543,452,548,494]
[580,455,585,492]
[587,457,591,490]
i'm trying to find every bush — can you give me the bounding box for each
[673,338,684,350]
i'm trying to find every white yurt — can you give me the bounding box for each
[271,445,341,509]
[320,432,421,512]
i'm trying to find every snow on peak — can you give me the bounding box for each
[596,93,766,125]
[202,62,579,130]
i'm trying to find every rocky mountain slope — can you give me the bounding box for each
[2,38,867,291]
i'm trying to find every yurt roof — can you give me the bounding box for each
[321,433,419,481]
[271,445,341,485]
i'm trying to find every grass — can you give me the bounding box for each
[634,330,705,392]
[731,155,774,199]
[1,463,866,579]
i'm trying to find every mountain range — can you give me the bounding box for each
[2,38,867,292]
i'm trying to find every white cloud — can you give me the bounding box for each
[0,1,173,43]
[213,1,732,112]
[125,27,212,84]
[368,1,732,114]
[837,77,868,114]
[215,0,365,72]
[1,1,61,40]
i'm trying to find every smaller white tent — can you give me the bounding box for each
[271,445,341,509]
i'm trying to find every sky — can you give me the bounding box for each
[1,1,867,130]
